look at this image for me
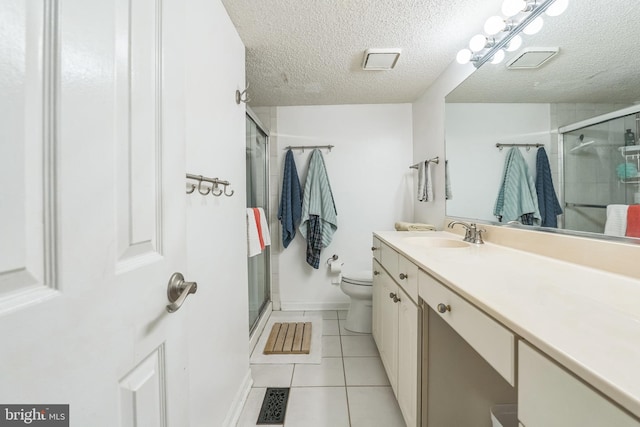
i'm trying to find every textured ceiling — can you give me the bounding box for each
[446,0,640,104]
[221,0,504,106]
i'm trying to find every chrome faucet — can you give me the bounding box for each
[447,221,486,244]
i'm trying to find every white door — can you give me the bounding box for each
[0,0,191,425]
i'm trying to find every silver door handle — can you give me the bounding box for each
[166,272,197,313]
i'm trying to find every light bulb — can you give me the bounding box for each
[546,0,569,17]
[506,35,523,52]
[523,16,544,35]
[491,49,506,64]
[469,34,488,52]
[456,49,472,65]
[502,0,526,17]
[484,16,506,35]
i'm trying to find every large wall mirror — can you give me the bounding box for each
[445,0,640,242]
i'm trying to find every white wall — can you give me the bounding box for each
[185,1,250,425]
[445,103,551,222]
[274,104,414,310]
[412,61,475,227]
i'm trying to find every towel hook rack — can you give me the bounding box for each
[285,144,334,153]
[496,143,544,151]
[186,173,234,197]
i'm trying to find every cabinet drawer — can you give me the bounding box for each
[397,254,418,303]
[372,236,381,262]
[519,342,640,427]
[419,270,515,385]
[380,241,399,279]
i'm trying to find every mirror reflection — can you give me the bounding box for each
[445,0,640,240]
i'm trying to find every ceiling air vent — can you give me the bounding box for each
[362,48,401,71]
[506,47,559,69]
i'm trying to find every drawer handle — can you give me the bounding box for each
[373,270,380,275]
[399,273,408,280]
[371,246,379,251]
[389,292,396,299]
[437,303,451,313]
[392,294,401,303]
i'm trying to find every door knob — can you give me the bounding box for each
[399,273,407,280]
[166,272,197,313]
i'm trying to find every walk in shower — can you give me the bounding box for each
[246,110,271,333]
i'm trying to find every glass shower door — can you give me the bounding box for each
[246,114,270,333]
[562,110,640,234]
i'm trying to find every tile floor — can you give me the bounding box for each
[236,310,406,427]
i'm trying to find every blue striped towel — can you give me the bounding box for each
[494,147,541,225]
[299,149,337,268]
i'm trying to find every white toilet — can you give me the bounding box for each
[340,270,373,333]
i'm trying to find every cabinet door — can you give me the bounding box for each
[379,270,399,393]
[397,286,420,427]
[519,342,640,427]
[372,259,383,346]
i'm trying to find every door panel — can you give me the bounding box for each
[0,1,190,425]
[119,345,168,427]
[115,0,163,270]
[0,0,57,307]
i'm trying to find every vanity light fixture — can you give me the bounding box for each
[456,0,567,68]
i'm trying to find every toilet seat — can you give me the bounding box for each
[342,270,372,286]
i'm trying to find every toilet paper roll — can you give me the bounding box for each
[331,274,342,285]
[329,262,343,274]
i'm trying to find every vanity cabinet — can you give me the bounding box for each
[419,270,515,386]
[373,231,640,427]
[518,341,640,427]
[372,244,421,427]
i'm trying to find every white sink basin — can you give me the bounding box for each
[402,237,470,249]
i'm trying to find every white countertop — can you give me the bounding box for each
[374,230,640,419]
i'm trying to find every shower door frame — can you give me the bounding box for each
[558,103,640,235]
[246,108,272,334]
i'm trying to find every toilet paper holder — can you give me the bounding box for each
[326,254,339,265]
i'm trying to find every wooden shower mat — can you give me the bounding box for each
[263,322,312,355]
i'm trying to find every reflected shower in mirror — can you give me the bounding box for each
[444,0,640,241]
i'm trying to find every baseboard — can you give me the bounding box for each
[222,369,253,427]
[280,301,350,311]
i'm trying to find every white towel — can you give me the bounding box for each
[394,222,436,231]
[604,204,628,237]
[246,208,262,257]
[425,161,434,202]
[257,207,271,247]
